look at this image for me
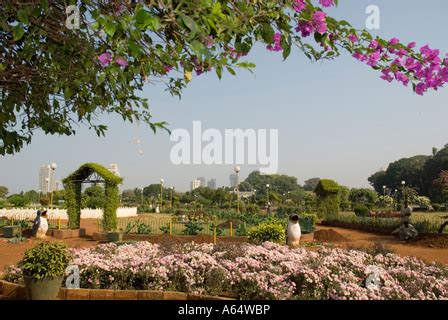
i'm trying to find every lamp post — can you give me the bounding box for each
[383,185,386,196]
[160,178,164,211]
[266,184,270,206]
[141,188,144,206]
[170,186,174,208]
[48,162,57,211]
[394,189,398,211]
[234,166,241,213]
[401,180,407,208]
[253,189,257,204]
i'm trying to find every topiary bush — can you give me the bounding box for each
[183,221,204,235]
[19,242,71,281]
[315,179,340,219]
[354,204,370,217]
[248,219,285,244]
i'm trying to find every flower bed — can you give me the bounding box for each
[4,241,447,300]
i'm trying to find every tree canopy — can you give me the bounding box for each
[2,0,447,155]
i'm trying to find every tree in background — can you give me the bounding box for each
[2,1,447,155]
[349,188,378,208]
[423,144,448,198]
[432,170,448,204]
[303,178,320,191]
[0,186,9,198]
[7,194,28,207]
[82,185,106,209]
[242,171,303,197]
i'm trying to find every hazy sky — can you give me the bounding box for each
[1,0,448,194]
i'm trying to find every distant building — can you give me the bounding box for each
[108,163,120,176]
[207,178,217,189]
[191,179,201,191]
[229,173,238,188]
[54,181,63,192]
[39,165,55,194]
[197,177,206,187]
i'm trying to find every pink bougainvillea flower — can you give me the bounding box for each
[313,11,327,34]
[407,42,416,49]
[367,51,381,66]
[98,52,113,67]
[163,65,173,74]
[389,38,400,45]
[267,32,283,52]
[115,57,129,67]
[348,34,358,43]
[295,21,314,37]
[319,0,335,7]
[292,0,306,12]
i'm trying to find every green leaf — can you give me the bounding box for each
[12,25,25,41]
[104,21,116,37]
[226,66,236,76]
[17,10,29,25]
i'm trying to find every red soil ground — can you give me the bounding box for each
[1,219,447,273]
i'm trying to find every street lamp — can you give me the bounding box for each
[253,189,257,204]
[140,188,144,206]
[170,186,174,208]
[266,184,270,206]
[234,166,241,213]
[48,162,57,211]
[382,185,386,196]
[394,189,398,210]
[160,178,164,211]
[401,181,407,208]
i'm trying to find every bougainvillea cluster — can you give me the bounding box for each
[4,241,447,300]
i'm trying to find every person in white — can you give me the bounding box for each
[36,210,49,239]
[286,213,301,248]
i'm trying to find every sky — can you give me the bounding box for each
[1,0,448,194]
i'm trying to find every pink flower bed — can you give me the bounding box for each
[4,242,447,300]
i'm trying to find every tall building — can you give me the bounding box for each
[197,177,206,187]
[108,163,120,176]
[229,173,238,188]
[54,181,63,192]
[191,179,201,191]
[39,165,55,194]
[207,178,217,189]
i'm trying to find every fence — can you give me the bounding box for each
[98,216,244,237]
[0,207,138,220]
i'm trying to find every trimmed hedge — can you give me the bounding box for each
[315,179,340,219]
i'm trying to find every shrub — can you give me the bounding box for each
[248,219,285,244]
[432,203,441,212]
[315,179,340,219]
[236,223,248,236]
[183,221,203,235]
[299,213,317,234]
[19,242,71,281]
[354,204,370,217]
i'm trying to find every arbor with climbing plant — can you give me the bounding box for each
[2,0,448,155]
[63,163,123,231]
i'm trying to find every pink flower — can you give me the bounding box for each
[115,57,128,67]
[313,11,327,34]
[98,52,113,67]
[267,32,282,52]
[389,38,400,45]
[348,34,358,43]
[292,0,306,12]
[319,0,335,7]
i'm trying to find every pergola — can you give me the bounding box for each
[63,163,123,231]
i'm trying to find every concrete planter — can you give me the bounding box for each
[2,225,20,238]
[52,228,86,239]
[107,232,123,242]
[23,276,64,300]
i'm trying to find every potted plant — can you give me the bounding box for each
[107,228,123,242]
[20,242,70,300]
[2,225,20,238]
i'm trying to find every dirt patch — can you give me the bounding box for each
[407,234,448,248]
[313,229,349,242]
